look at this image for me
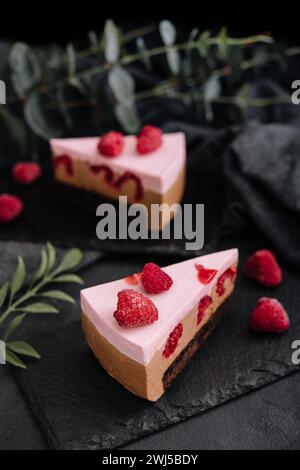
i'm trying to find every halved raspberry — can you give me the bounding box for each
[249,297,290,333]
[163,323,183,358]
[137,125,162,155]
[195,264,217,284]
[216,267,237,297]
[243,250,282,287]
[0,194,24,223]
[114,289,158,327]
[114,171,143,201]
[98,131,124,157]
[124,273,141,286]
[12,162,42,185]
[141,262,173,294]
[197,295,212,325]
[55,155,73,175]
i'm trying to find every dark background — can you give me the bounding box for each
[1,2,299,45]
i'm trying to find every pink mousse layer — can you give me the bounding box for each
[50,133,186,194]
[81,249,238,365]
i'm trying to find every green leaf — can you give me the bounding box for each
[0,282,9,309]
[41,290,75,303]
[21,303,59,314]
[46,242,56,271]
[53,274,84,285]
[55,248,83,274]
[159,20,176,46]
[9,42,41,98]
[4,313,26,341]
[197,30,211,58]
[136,38,151,71]
[104,19,120,64]
[24,90,63,140]
[6,349,26,369]
[31,249,47,285]
[0,107,28,155]
[108,66,135,106]
[11,257,26,300]
[7,341,40,359]
[115,103,140,134]
[66,43,76,79]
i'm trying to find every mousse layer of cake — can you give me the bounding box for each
[51,133,186,195]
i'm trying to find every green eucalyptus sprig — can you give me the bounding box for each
[0,242,84,369]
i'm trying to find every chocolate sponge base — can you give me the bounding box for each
[163,297,232,390]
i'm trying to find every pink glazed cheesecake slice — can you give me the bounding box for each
[50,130,186,230]
[81,248,238,401]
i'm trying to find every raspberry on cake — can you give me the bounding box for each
[50,129,186,230]
[81,248,238,401]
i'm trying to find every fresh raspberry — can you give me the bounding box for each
[137,125,162,155]
[0,194,24,223]
[12,162,42,185]
[163,323,183,358]
[141,262,173,294]
[98,131,124,157]
[197,295,212,325]
[195,264,217,284]
[55,155,73,175]
[216,267,237,297]
[249,297,290,333]
[243,250,282,287]
[114,289,158,327]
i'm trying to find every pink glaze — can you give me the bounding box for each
[50,133,186,194]
[80,249,238,365]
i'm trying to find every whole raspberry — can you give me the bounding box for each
[197,295,212,325]
[163,323,183,358]
[0,194,24,223]
[137,125,162,155]
[98,131,124,157]
[141,262,173,294]
[249,297,290,333]
[243,250,282,287]
[114,289,158,327]
[12,162,42,185]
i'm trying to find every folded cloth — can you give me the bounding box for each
[222,122,300,270]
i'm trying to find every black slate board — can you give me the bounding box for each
[15,240,300,450]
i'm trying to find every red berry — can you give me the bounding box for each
[197,295,212,325]
[124,273,141,286]
[55,155,73,176]
[141,262,173,294]
[216,267,237,297]
[137,125,162,155]
[98,131,124,157]
[243,250,282,287]
[114,289,158,327]
[163,323,183,358]
[0,194,24,223]
[12,162,42,185]
[249,297,290,333]
[195,264,217,284]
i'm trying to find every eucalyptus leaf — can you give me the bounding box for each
[9,42,41,98]
[6,349,26,369]
[217,27,229,61]
[41,290,75,303]
[104,19,120,64]
[203,74,221,122]
[0,282,9,309]
[66,43,76,78]
[4,313,26,341]
[197,31,211,58]
[21,303,59,314]
[136,38,151,71]
[88,31,99,50]
[108,66,135,106]
[24,91,63,140]
[32,249,47,285]
[115,103,140,133]
[7,341,40,359]
[0,107,28,155]
[55,248,83,274]
[53,274,84,285]
[46,242,56,271]
[159,20,176,46]
[11,257,26,300]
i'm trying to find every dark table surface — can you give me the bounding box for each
[1,255,299,450]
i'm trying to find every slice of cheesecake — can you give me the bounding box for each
[50,128,186,230]
[81,249,238,401]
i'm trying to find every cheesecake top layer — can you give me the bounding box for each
[81,249,238,365]
[50,132,186,193]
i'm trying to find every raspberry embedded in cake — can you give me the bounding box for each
[81,248,238,401]
[50,130,186,230]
